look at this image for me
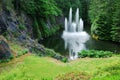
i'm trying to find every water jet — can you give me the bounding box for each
[62,8,90,60]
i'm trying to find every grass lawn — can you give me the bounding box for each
[0,54,120,80]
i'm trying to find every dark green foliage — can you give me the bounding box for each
[79,50,113,58]
[89,0,120,42]
[20,0,36,15]
[91,13,112,40]
[18,16,26,30]
[0,54,13,63]
[16,49,29,57]
[55,0,89,24]
[2,0,14,10]
[19,0,61,38]
[110,0,120,42]
[45,48,56,57]
[20,0,61,17]
[19,24,26,30]
[40,19,60,37]
[80,0,90,24]
[45,48,68,62]
[61,57,68,63]
[9,54,14,60]
[55,0,81,16]
[22,49,29,55]
[33,18,42,39]
[0,59,10,63]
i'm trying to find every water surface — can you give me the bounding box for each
[40,27,120,54]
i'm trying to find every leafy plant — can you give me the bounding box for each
[79,50,113,58]
[45,48,68,62]
[61,57,68,63]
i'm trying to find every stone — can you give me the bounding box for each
[0,36,12,59]
[0,14,7,34]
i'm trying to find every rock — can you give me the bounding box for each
[53,54,63,60]
[0,36,12,59]
[17,33,27,42]
[0,14,7,34]
[7,22,18,32]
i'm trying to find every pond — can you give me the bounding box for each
[40,26,120,55]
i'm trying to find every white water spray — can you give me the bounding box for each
[62,8,90,60]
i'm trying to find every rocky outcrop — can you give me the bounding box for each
[0,2,68,62]
[0,36,12,59]
[0,12,7,34]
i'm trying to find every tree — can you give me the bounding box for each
[111,0,120,42]
[89,0,120,42]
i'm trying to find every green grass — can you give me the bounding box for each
[10,42,29,57]
[0,55,120,80]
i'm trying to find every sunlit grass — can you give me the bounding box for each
[0,55,120,80]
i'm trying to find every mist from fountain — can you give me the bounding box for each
[62,8,90,60]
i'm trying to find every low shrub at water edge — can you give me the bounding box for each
[45,48,68,63]
[78,50,113,58]
[31,47,68,63]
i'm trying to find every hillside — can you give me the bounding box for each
[0,53,120,80]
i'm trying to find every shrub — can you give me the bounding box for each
[79,50,113,58]
[45,48,68,62]
[0,54,14,63]
[45,48,57,57]
[22,49,29,55]
[9,54,14,60]
[16,49,29,57]
[61,57,68,63]
[19,24,26,30]
[0,59,10,63]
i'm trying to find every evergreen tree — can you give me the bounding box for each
[111,0,120,42]
[89,0,120,42]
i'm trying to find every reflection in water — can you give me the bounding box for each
[40,10,120,56]
[41,34,120,56]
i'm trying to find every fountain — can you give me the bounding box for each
[62,8,90,60]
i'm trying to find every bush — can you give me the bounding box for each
[45,48,68,62]
[0,54,14,63]
[79,50,113,58]
[61,57,68,63]
[16,49,29,57]
[22,49,29,55]
[45,48,57,57]
[9,54,14,60]
[0,59,10,63]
